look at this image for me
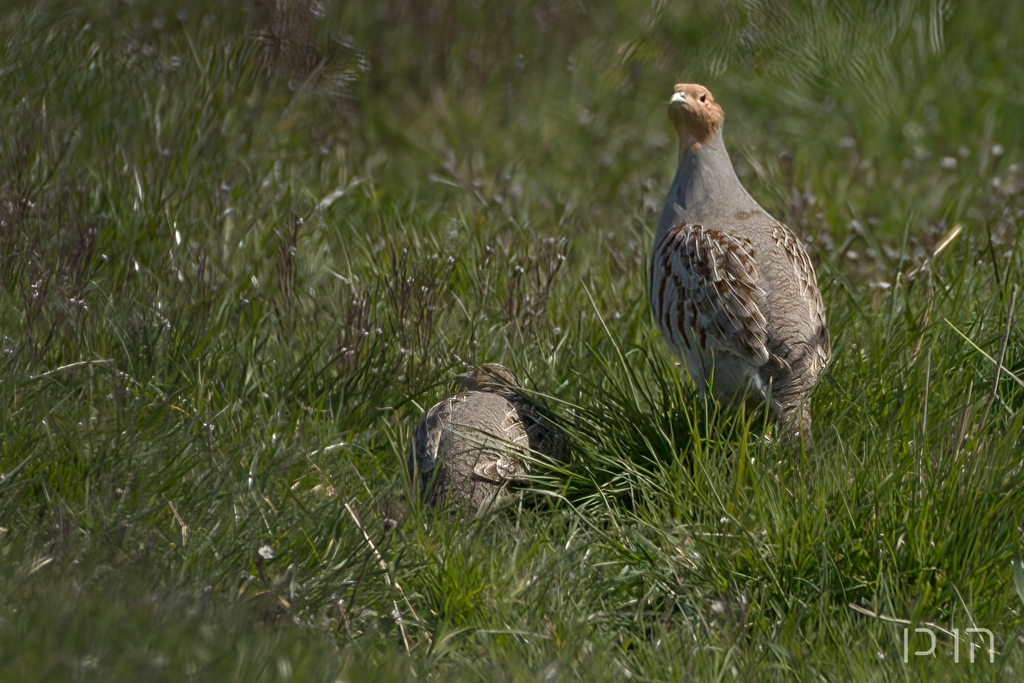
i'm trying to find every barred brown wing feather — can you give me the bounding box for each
[471,457,521,484]
[651,223,770,367]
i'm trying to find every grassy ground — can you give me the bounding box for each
[2,0,1023,680]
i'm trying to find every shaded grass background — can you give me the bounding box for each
[1,0,1023,680]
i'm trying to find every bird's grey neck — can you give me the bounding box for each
[656,129,761,238]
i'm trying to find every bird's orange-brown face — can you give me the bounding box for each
[668,83,724,145]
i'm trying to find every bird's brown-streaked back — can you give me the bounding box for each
[650,83,830,441]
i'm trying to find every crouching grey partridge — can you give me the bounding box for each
[408,364,562,515]
[649,83,830,440]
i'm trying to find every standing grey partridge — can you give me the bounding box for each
[649,83,830,440]
[408,364,562,515]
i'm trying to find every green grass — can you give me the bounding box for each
[1,0,1023,680]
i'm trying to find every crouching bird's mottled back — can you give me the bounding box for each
[407,364,564,516]
[649,83,830,441]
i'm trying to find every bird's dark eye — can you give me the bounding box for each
[700,93,707,103]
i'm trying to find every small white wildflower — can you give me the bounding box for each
[258,545,275,560]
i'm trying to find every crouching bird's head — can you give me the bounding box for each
[668,83,724,146]
[456,363,521,392]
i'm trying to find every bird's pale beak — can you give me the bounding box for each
[670,91,686,105]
